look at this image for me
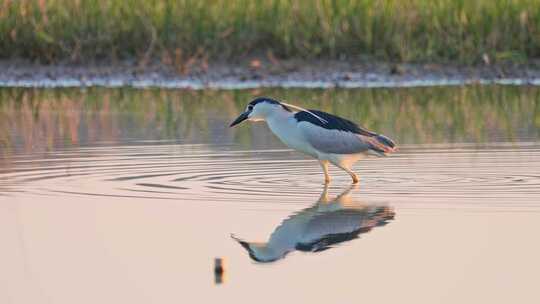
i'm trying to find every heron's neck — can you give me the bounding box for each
[264,109,318,157]
[265,109,294,129]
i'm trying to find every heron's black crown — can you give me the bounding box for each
[249,97,291,112]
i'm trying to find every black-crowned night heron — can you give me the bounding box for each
[230,97,397,184]
[231,185,395,263]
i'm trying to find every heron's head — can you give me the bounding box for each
[231,235,285,263]
[229,97,291,127]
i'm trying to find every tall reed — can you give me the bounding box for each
[0,0,538,64]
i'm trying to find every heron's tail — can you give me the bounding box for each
[367,134,397,155]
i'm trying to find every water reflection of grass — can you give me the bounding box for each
[0,86,538,155]
[1,1,539,64]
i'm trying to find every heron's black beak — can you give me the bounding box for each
[229,111,250,127]
[230,234,251,251]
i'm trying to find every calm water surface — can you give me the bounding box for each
[1,86,539,303]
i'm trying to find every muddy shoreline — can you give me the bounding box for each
[1,59,540,89]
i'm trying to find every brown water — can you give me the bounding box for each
[1,87,540,303]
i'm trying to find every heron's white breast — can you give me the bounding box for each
[266,116,318,157]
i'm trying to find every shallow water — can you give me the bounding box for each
[1,86,539,303]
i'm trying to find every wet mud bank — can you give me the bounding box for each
[1,59,540,89]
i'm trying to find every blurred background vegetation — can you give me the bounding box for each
[1,0,539,65]
[1,86,538,156]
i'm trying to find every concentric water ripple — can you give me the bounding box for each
[1,142,540,211]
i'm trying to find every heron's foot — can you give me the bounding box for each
[319,160,331,185]
[351,174,359,184]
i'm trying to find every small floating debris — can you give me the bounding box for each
[214,257,225,285]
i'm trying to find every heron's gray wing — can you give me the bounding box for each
[297,121,373,154]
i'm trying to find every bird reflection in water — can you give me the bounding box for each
[232,185,395,263]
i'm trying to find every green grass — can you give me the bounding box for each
[1,0,539,64]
